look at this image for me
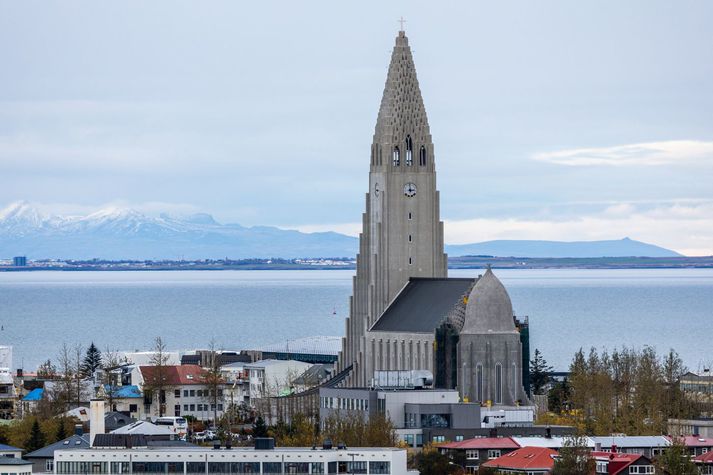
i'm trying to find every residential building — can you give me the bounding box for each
[590,436,670,459]
[21,388,44,417]
[24,433,90,474]
[694,451,713,474]
[0,457,32,475]
[673,435,713,457]
[53,442,408,474]
[135,365,229,422]
[98,384,144,419]
[591,451,656,475]
[245,360,313,401]
[482,446,558,474]
[0,367,16,419]
[0,443,23,458]
[439,437,521,473]
[218,362,249,406]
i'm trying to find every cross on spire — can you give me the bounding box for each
[398,16,406,31]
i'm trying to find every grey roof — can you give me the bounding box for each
[590,436,672,448]
[0,458,33,466]
[25,434,90,459]
[293,364,334,386]
[104,411,136,432]
[370,278,476,333]
[0,443,22,451]
[254,336,342,356]
[462,268,517,334]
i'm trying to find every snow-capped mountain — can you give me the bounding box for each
[0,201,358,259]
[0,201,682,260]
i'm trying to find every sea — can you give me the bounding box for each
[1,268,712,372]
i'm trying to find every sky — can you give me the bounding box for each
[1,1,712,255]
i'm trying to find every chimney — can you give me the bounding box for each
[89,399,106,446]
[595,442,602,452]
[611,444,617,454]
[545,427,552,439]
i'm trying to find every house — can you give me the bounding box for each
[482,446,558,474]
[694,451,713,474]
[292,364,334,393]
[439,437,521,473]
[673,435,713,457]
[592,451,656,475]
[590,436,670,459]
[218,362,249,405]
[0,457,33,475]
[245,360,313,401]
[98,384,144,419]
[23,432,90,473]
[136,365,229,422]
[0,443,23,458]
[0,368,16,419]
[20,388,44,417]
[669,418,713,438]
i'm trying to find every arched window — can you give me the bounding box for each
[419,146,427,166]
[405,136,413,166]
[495,364,503,404]
[392,146,400,166]
[476,364,483,402]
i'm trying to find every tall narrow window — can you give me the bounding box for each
[495,364,503,404]
[392,146,400,166]
[408,235,412,242]
[405,136,413,166]
[419,146,427,166]
[476,364,483,402]
[408,257,412,265]
[408,212,412,220]
[378,145,382,166]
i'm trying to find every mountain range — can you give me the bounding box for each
[0,201,682,260]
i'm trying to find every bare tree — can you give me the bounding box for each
[101,347,124,411]
[202,340,224,429]
[143,337,172,417]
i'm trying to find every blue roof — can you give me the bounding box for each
[0,443,22,451]
[104,385,142,398]
[22,388,44,401]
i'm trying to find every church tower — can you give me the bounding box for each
[338,30,448,387]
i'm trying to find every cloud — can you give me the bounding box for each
[533,140,713,167]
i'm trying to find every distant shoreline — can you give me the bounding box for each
[2,255,712,271]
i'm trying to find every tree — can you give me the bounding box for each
[101,347,124,411]
[415,448,460,475]
[552,434,594,475]
[80,343,102,378]
[25,419,46,452]
[143,337,172,417]
[655,438,698,475]
[548,377,571,413]
[530,348,553,395]
[55,418,67,441]
[202,340,224,427]
[252,416,268,438]
[37,359,57,379]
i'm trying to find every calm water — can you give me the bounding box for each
[1,269,712,371]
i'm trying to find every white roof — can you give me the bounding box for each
[254,336,342,356]
[591,436,671,448]
[245,359,312,369]
[111,420,174,436]
[512,436,596,449]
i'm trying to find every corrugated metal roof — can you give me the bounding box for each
[591,435,671,448]
[255,336,342,356]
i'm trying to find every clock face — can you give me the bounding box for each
[404,182,417,197]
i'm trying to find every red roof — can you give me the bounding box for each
[140,365,207,385]
[672,435,713,447]
[592,451,645,475]
[695,451,713,464]
[440,437,520,450]
[483,446,557,471]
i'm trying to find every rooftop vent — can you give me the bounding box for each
[255,438,275,450]
[337,442,347,450]
[322,439,333,450]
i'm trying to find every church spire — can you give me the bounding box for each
[372,30,433,171]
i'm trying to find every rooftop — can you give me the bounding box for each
[25,434,90,458]
[370,278,475,333]
[139,365,207,386]
[483,446,557,471]
[440,437,520,450]
[254,336,342,356]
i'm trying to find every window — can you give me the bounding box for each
[46,460,54,472]
[408,212,412,220]
[495,363,503,404]
[183,390,188,397]
[466,450,479,460]
[408,257,412,265]
[405,136,413,166]
[174,389,180,398]
[392,146,400,166]
[487,450,501,459]
[129,404,138,413]
[183,404,189,411]
[310,462,325,474]
[596,461,608,474]
[433,436,446,443]
[189,390,195,397]
[408,234,412,242]
[456,435,464,442]
[476,364,483,402]
[189,404,195,411]
[419,145,427,166]
[369,461,390,474]
[629,466,655,474]
[404,434,415,446]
